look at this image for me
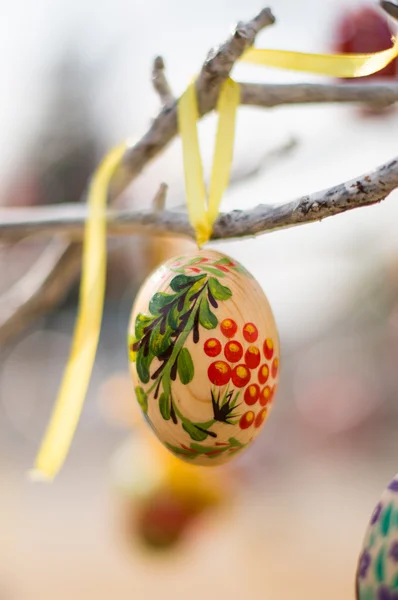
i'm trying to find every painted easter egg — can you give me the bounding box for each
[127,249,280,466]
[356,473,398,600]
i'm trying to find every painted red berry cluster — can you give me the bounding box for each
[203,318,278,431]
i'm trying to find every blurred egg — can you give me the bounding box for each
[127,249,280,466]
[110,433,231,550]
[332,5,398,79]
[331,4,398,118]
[356,473,398,599]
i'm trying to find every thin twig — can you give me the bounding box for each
[152,56,174,107]
[152,183,168,212]
[229,137,298,185]
[2,156,397,242]
[240,81,398,108]
[0,239,82,346]
[380,0,398,21]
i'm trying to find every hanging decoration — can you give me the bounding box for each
[356,473,398,600]
[31,34,398,479]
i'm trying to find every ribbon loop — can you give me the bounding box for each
[177,78,240,247]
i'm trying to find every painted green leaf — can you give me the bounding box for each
[393,508,398,529]
[199,298,217,329]
[135,386,148,413]
[165,442,197,458]
[183,421,208,441]
[391,574,398,590]
[177,348,194,384]
[228,437,245,448]
[197,266,227,277]
[167,303,180,330]
[368,530,377,548]
[127,334,137,362]
[374,544,386,583]
[214,258,233,266]
[150,323,172,357]
[159,393,171,420]
[187,278,208,301]
[170,273,206,292]
[134,313,154,340]
[381,502,393,537]
[149,292,175,315]
[136,348,154,384]
[208,277,232,301]
[358,587,376,600]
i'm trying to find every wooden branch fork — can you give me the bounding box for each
[1,4,398,344]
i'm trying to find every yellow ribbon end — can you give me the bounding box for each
[241,37,398,78]
[30,143,127,481]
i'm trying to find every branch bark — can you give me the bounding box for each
[2,156,397,242]
[152,56,174,107]
[240,81,398,108]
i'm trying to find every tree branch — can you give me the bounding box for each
[2,6,398,346]
[240,81,398,108]
[2,156,397,243]
[0,6,276,345]
[109,8,275,197]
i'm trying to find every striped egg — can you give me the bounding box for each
[356,473,398,600]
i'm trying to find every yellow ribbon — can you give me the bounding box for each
[241,37,398,77]
[30,143,127,480]
[177,78,240,247]
[178,37,398,246]
[32,36,398,481]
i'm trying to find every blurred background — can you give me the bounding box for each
[1,0,398,598]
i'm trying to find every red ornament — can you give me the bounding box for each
[232,364,251,388]
[208,361,231,386]
[224,340,243,363]
[332,6,398,79]
[204,338,222,357]
[254,408,268,428]
[271,358,279,379]
[220,318,238,339]
[244,384,260,405]
[244,345,261,369]
[258,364,269,385]
[263,338,274,360]
[260,386,272,406]
[239,411,255,429]
[243,322,258,343]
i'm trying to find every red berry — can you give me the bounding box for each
[231,364,251,388]
[254,408,268,428]
[258,364,269,385]
[208,361,231,386]
[239,411,255,429]
[243,322,258,343]
[271,357,279,379]
[204,338,222,357]
[263,338,274,360]
[259,386,272,406]
[224,340,243,363]
[244,345,261,369]
[220,318,238,339]
[244,384,260,405]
